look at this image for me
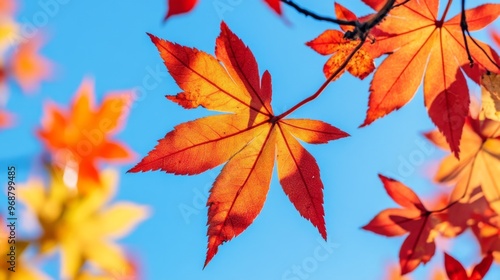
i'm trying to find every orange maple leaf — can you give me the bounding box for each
[361,0,500,157]
[306,3,375,81]
[10,36,53,93]
[164,0,281,21]
[37,79,134,190]
[425,115,500,216]
[443,252,493,280]
[363,175,448,275]
[129,22,349,266]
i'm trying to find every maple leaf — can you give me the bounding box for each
[363,175,448,275]
[425,115,500,215]
[10,36,53,93]
[18,168,149,279]
[37,79,134,191]
[444,252,493,280]
[164,0,281,21]
[306,3,375,81]
[361,0,500,157]
[129,22,349,266]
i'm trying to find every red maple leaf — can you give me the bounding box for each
[361,0,500,157]
[363,175,448,275]
[444,252,493,280]
[129,22,349,266]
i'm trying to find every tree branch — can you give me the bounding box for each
[276,0,400,120]
[276,40,365,120]
[280,0,356,26]
[460,0,500,69]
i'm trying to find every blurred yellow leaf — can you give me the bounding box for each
[19,169,149,279]
[0,18,17,54]
[0,221,51,280]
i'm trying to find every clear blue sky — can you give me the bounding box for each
[2,0,500,279]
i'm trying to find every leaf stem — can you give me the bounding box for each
[276,41,365,120]
[276,0,398,120]
[459,0,500,69]
[440,0,454,22]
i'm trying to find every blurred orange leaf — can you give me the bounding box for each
[37,79,134,190]
[10,36,53,93]
[491,30,500,48]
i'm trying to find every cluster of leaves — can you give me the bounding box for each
[136,0,500,278]
[0,0,52,129]
[1,2,150,278]
[3,78,149,279]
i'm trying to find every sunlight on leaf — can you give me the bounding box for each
[130,22,349,266]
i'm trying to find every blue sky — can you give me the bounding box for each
[2,0,500,279]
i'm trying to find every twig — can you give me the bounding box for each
[460,0,500,69]
[276,0,398,120]
[280,0,356,26]
[276,40,365,120]
[460,0,474,66]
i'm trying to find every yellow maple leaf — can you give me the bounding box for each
[19,168,149,279]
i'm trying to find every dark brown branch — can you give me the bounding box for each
[460,0,500,70]
[461,0,474,66]
[280,0,356,26]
